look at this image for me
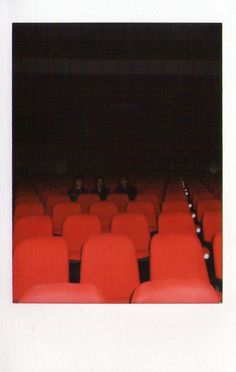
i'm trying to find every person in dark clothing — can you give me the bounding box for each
[91,177,110,201]
[115,176,137,200]
[68,176,88,201]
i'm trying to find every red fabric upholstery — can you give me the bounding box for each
[52,202,82,235]
[18,283,105,303]
[127,201,157,231]
[80,234,140,303]
[107,193,129,213]
[13,215,53,248]
[62,214,101,260]
[150,233,209,281]
[89,201,118,232]
[136,193,160,213]
[165,192,186,201]
[14,202,44,222]
[158,212,196,234]
[77,194,100,213]
[131,279,222,303]
[196,199,222,222]
[161,200,190,213]
[13,237,69,302]
[15,195,40,205]
[111,213,150,258]
[45,194,70,215]
[193,192,215,210]
[213,232,222,279]
[202,210,222,243]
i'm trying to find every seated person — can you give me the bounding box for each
[68,176,88,201]
[115,176,137,200]
[91,177,110,201]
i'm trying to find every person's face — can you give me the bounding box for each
[75,179,83,188]
[120,177,127,187]
[97,178,104,188]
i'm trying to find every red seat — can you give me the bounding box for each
[161,200,190,213]
[62,214,101,260]
[13,215,53,248]
[77,194,100,213]
[193,192,215,210]
[45,194,70,215]
[136,193,160,213]
[18,283,105,303]
[107,193,129,213]
[111,213,150,258]
[196,199,222,222]
[150,233,209,281]
[202,210,222,243]
[14,202,44,222]
[52,202,82,235]
[127,201,156,231]
[80,234,140,303]
[89,201,118,232]
[158,212,196,234]
[131,279,222,303]
[13,237,69,302]
[15,195,40,205]
[165,192,186,201]
[213,232,222,280]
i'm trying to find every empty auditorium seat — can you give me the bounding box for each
[89,201,118,232]
[127,201,156,231]
[164,192,186,201]
[202,210,222,243]
[107,193,129,212]
[157,212,196,234]
[111,213,150,258]
[13,215,53,248]
[161,200,190,213]
[62,214,101,260]
[213,232,222,280]
[150,233,209,281]
[14,202,44,222]
[45,194,70,215]
[131,279,221,303]
[18,283,105,303]
[52,202,82,235]
[193,192,215,210]
[15,195,41,205]
[13,237,69,302]
[78,194,100,213]
[196,199,222,222]
[80,234,140,303]
[136,193,160,213]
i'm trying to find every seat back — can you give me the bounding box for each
[111,213,150,258]
[158,212,196,234]
[89,201,118,232]
[63,214,101,260]
[164,192,186,201]
[80,234,140,303]
[15,195,41,206]
[193,192,215,209]
[131,279,221,303]
[18,283,105,303]
[107,193,129,213]
[150,233,209,281]
[136,193,160,213]
[78,194,100,213]
[196,199,222,222]
[45,194,70,215]
[161,200,190,213]
[213,232,222,280]
[13,215,53,248]
[14,202,44,222]
[202,210,222,243]
[52,202,82,235]
[127,201,156,231]
[13,237,69,302]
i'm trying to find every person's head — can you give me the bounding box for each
[74,177,84,189]
[95,177,104,189]
[119,176,128,188]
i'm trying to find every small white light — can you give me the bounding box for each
[204,253,210,260]
[192,213,196,218]
[185,192,189,196]
[196,227,201,233]
[188,203,192,208]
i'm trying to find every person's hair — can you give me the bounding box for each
[95,177,105,186]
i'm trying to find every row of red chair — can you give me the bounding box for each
[13,234,221,303]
